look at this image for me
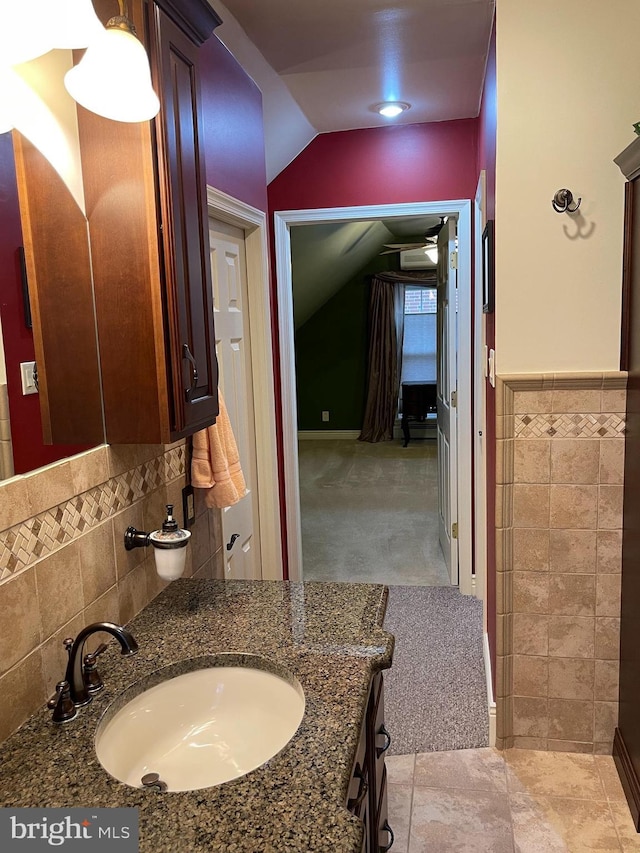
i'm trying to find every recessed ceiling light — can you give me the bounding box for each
[375,101,410,118]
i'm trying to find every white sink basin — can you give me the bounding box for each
[95,660,305,792]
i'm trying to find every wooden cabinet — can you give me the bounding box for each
[348,673,394,852]
[614,135,640,829]
[71,0,221,444]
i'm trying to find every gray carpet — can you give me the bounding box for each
[384,585,489,755]
[299,439,449,585]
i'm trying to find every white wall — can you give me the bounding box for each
[495,0,640,373]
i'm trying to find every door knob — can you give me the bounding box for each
[226,533,240,551]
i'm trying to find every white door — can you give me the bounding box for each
[436,217,459,585]
[209,220,260,579]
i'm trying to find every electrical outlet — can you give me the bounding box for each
[182,485,196,528]
[322,411,330,422]
[20,361,38,395]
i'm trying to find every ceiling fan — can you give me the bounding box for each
[379,216,447,256]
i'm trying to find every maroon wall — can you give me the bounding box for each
[269,119,479,212]
[268,119,479,574]
[200,35,268,213]
[477,18,497,690]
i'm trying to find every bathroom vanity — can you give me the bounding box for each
[0,580,394,852]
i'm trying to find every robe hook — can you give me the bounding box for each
[552,188,581,214]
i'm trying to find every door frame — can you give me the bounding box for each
[474,173,488,608]
[206,186,282,579]
[273,200,473,592]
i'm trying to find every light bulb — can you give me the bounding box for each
[376,101,410,118]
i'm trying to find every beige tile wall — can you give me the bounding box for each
[0,442,223,743]
[496,373,626,755]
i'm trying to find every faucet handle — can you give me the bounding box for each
[63,637,74,657]
[83,643,108,694]
[48,680,78,724]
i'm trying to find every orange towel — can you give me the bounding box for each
[191,392,247,508]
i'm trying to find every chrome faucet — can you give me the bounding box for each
[49,622,138,723]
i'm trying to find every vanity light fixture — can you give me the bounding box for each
[51,0,105,49]
[375,101,411,118]
[0,0,103,67]
[124,505,191,581]
[64,0,160,123]
[1,0,57,67]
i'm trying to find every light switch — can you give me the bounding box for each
[322,411,330,422]
[20,361,38,395]
[488,349,496,388]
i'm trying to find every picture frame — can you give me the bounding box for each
[482,219,494,314]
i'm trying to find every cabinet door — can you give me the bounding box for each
[618,174,640,828]
[148,2,218,435]
[348,702,370,851]
[373,676,392,799]
[376,767,394,853]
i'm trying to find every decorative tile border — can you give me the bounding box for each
[515,413,625,439]
[0,446,185,583]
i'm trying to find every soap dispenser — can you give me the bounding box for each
[124,504,191,580]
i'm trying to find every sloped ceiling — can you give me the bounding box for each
[213,0,495,180]
[219,0,494,133]
[291,216,441,329]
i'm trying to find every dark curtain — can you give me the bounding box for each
[358,270,437,443]
[359,277,400,442]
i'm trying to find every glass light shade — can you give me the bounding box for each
[0,0,56,66]
[64,27,160,122]
[51,0,105,49]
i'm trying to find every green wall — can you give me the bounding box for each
[295,253,399,431]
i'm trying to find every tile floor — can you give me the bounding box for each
[386,748,640,852]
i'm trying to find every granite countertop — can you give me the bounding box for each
[0,580,394,852]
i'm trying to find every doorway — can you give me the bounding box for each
[273,200,474,595]
[205,186,282,579]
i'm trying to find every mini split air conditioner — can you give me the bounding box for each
[400,247,434,270]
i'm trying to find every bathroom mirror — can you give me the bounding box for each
[0,54,106,479]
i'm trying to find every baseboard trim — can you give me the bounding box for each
[297,430,361,440]
[614,728,640,829]
[483,632,496,747]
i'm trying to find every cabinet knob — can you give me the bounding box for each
[182,343,199,402]
[375,723,392,758]
[379,820,395,852]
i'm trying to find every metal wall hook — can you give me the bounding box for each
[552,188,581,214]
